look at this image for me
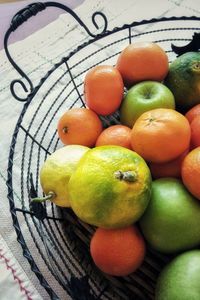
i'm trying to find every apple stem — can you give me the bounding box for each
[31,191,55,203]
[114,170,137,182]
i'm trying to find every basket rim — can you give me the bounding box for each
[6,15,200,299]
[28,15,200,103]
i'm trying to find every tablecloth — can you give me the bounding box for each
[0,0,200,299]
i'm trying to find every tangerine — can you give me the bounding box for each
[149,149,188,179]
[84,65,124,116]
[95,125,132,149]
[131,108,191,163]
[185,104,200,123]
[182,147,200,200]
[190,116,200,148]
[90,226,146,276]
[116,42,168,87]
[57,108,103,147]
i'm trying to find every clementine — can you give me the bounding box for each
[57,108,102,147]
[116,42,168,87]
[182,147,200,200]
[131,108,191,163]
[84,65,124,116]
[95,125,132,149]
[190,116,200,148]
[90,226,146,276]
[149,149,188,179]
[185,104,200,123]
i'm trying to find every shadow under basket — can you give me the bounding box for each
[5,2,200,299]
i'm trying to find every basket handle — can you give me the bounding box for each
[4,1,108,102]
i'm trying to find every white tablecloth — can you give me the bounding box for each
[0,0,200,299]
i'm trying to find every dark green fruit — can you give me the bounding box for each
[165,52,200,111]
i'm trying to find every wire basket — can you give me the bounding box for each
[5,2,200,299]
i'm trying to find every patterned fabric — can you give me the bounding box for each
[0,0,200,299]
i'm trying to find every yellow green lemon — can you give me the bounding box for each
[39,145,89,207]
[68,145,152,228]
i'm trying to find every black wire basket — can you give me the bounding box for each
[5,2,200,299]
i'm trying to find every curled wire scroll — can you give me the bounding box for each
[4,1,108,102]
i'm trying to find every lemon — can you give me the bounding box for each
[165,52,200,110]
[69,145,152,228]
[39,145,89,207]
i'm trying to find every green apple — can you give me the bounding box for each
[155,250,200,300]
[139,178,200,254]
[120,81,175,127]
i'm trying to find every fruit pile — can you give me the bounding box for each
[33,41,200,299]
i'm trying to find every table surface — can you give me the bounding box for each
[0,0,84,49]
[1,0,200,299]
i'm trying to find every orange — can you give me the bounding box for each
[190,116,200,148]
[185,104,200,123]
[95,125,132,149]
[57,108,103,147]
[149,149,188,179]
[90,225,146,276]
[182,147,200,200]
[116,42,168,87]
[84,65,124,116]
[131,108,191,163]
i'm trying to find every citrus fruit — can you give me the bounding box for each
[90,226,146,276]
[156,250,200,300]
[84,65,124,116]
[181,147,200,200]
[95,125,132,149]
[190,116,200,148]
[131,108,191,163]
[69,146,152,228]
[185,104,200,123]
[120,81,175,127]
[57,108,103,147]
[139,178,200,253]
[149,149,188,179]
[37,145,89,207]
[116,42,168,87]
[165,52,200,110]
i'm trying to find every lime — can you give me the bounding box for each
[156,250,200,300]
[139,178,200,253]
[68,145,152,228]
[39,145,89,207]
[165,52,200,110]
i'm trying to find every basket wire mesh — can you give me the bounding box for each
[4,1,200,299]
